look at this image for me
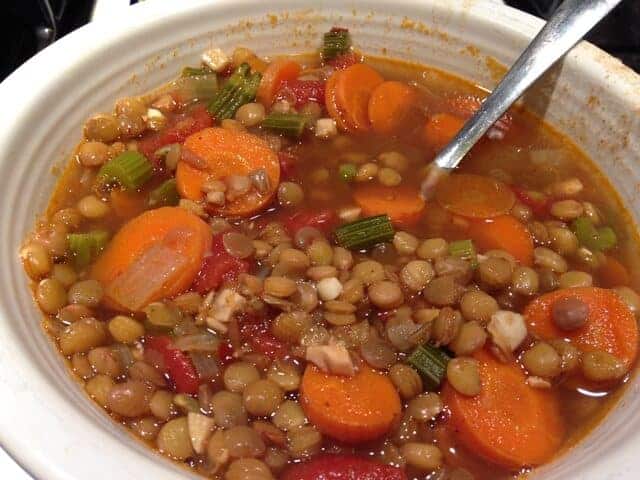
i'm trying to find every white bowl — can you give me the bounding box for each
[1,0,639,478]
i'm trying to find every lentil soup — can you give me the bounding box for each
[21,29,640,480]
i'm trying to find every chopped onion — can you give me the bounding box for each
[189,352,220,382]
[106,229,193,311]
[249,168,271,194]
[112,344,135,370]
[180,146,209,170]
[173,333,221,352]
[222,231,254,259]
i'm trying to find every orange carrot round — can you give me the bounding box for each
[598,256,631,287]
[110,189,147,220]
[443,349,565,469]
[367,81,418,135]
[353,184,425,226]
[524,287,638,370]
[331,64,384,132]
[300,364,401,444]
[435,173,515,219]
[424,113,466,150]
[468,215,534,266]
[176,127,280,217]
[91,207,212,311]
[324,70,349,131]
[256,59,302,106]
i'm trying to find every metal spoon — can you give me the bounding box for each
[420,0,623,199]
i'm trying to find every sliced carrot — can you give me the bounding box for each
[524,287,638,370]
[353,184,425,226]
[300,364,401,444]
[331,64,384,132]
[110,189,147,220]
[176,127,280,217]
[256,59,302,106]
[435,173,515,219]
[324,70,349,131]
[367,81,419,136]
[443,349,565,469]
[91,207,212,311]
[598,256,631,287]
[423,113,466,150]
[468,215,534,266]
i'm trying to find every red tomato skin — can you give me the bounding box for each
[193,234,251,294]
[281,454,407,480]
[144,336,200,394]
[138,105,213,166]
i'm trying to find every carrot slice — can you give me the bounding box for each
[324,70,350,131]
[443,349,565,469]
[300,364,401,444]
[468,215,534,266]
[435,173,515,219]
[367,81,419,135]
[91,207,212,311]
[598,256,631,287]
[110,190,147,220]
[332,64,384,132]
[175,127,280,217]
[423,113,466,150]
[256,59,302,106]
[524,287,638,370]
[353,184,425,226]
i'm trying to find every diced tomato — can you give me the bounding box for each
[238,312,287,359]
[276,80,326,107]
[282,454,407,480]
[449,94,512,136]
[217,341,235,366]
[138,105,213,166]
[283,209,337,235]
[327,52,360,70]
[193,234,251,294]
[512,186,551,216]
[278,151,298,180]
[144,336,200,394]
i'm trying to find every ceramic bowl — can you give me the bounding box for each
[1,0,639,478]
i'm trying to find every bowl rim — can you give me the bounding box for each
[1,0,640,479]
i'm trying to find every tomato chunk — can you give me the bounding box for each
[138,105,213,166]
[282,454,407,480]
[193,234,251,294]
[283,209,337,235]
[276,80,326,107]
[144,336,200,394]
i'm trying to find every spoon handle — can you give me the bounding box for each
[421,0,622,197]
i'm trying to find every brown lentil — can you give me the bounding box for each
[450,321,487,356]
[459,290,499,324]
[477,257,512,289]
[581,351,627,382]
[417,238,448,261]
[157,417,194,460]
[446,357,481,396]
[522,342,562,378]
[424,275,463,307]
[243,380,284,417]
[224,362,261,393]
[368,280,404,309]
[390,363,423,400]
[552,296,589,331]
[401,443,443,471]
[401,260,434,292]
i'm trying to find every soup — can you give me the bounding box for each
[20,28,640,480]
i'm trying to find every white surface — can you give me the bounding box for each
[0,0,639,479]
[0,449,30,479]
